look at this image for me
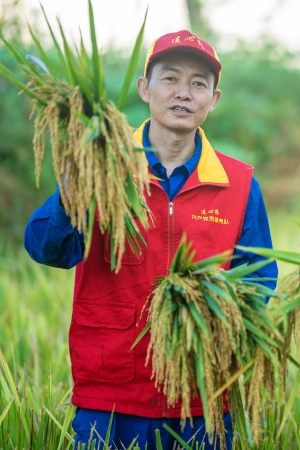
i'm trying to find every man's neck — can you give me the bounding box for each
[148,120,196,177]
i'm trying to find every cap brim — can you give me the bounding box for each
[147,45,222,74]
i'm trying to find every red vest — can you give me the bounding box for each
[69,122,253,418]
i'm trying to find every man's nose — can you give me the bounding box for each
[175,82,192,101]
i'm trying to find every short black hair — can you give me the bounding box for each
[146,54,218,90]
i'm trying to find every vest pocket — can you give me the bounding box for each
[72,301,136,384]
[103,230,146,266]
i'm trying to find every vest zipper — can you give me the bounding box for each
[168,201,174,270]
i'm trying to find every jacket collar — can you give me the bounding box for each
[133,120,229,186]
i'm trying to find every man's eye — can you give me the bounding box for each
[165,77,175,81]
[194,81,204,87]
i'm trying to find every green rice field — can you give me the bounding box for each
[0,211,299,449]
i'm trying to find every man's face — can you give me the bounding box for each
[137,52,221,134]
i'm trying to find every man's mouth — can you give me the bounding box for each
[171,106,191,113]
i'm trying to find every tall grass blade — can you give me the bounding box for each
[56,404,76,450]
[0,350,30,441]
[155,429,163,450]
[43,405,74,443]
[163,423,193,450]
[0,394,15,426]
[104,406,115,448]
[276,368,300,440]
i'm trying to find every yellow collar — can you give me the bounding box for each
[133,120,229,184]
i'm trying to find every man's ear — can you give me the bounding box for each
[137,76,150,103]
[208,89,222,113]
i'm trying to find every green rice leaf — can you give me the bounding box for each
[57,19,77,85]
[187,303,209,338]
[201,279,229,300]
[273,297,300,315]
[236,246,300,265]
[125,226,140,258]
[224,259,273,282]
[27,23,54,77]
[191,251,232,273]
[85,116,102,142]
[0,33,26,65]
[0,63,46,105]
[88,0,102,102]
[74,111,91,126]
[133,227,147,248]
[125,174,144,221]
[131,322,151,350]
[170,311,179,357]
[243,318,280,349]
[84,196,96,261]
[22,62,50,86]
[287,354,300,369]
[110,236,116,271]
[117,9,148,111]
[99,49,106,109]
[181,250,197,273]
[202,290,229,326]
[40,3,69,79]
[79,27,91,75]
[194,340,210,434]
[170,234,193,273]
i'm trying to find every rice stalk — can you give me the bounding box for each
[133,234,300,449]
[0,1,150,272]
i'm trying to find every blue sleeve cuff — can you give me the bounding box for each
[232,177,278,295]
[24,189,84,268]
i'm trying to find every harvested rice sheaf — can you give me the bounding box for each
[0,1,150,272]
[32,82,150,271]
[134,235,300,449]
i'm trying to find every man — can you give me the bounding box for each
[25,30,278,449]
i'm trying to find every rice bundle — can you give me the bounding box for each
[133,235,300,449]
[0,1,150,271]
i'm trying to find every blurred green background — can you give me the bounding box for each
[0,0,299,253]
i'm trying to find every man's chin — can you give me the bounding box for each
[167,123,196,133]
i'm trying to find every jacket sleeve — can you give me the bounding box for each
[231,177,278,292]
[24,188,84,269]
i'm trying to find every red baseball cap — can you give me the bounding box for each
[144,30,222,87]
